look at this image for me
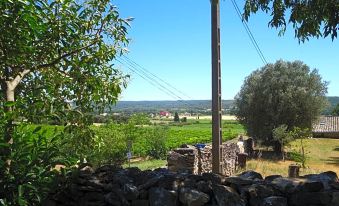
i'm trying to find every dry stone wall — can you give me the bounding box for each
[167,142,239,176]
[46,166,339,206]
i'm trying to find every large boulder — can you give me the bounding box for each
[212,184,245,206]
[303,171,338,190]
[289,191,332,206]
[238,170,263,181]
[261,196,287,206]
[179,187,210,206]
[149,187,178,206]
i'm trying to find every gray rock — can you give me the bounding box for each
[212,184,245,206]
[79,192,105,206]
[264,175,282,182]
[289,191,332,206]
[271,177,301,194]
[79,165,95,176]
[303,171,338,190]
[158,174,181,190]
[261,196,287,206]
[248,184,275,206]
[105,192,122,206]
[331,181,339,190]
[202,173,225,184]
[179,187,210,206]
[331,191,339,206]
[196,180,213,194]
[238,170,263,180]
[224,176,255,186]
[138,176,163,190]
[131,199,149,206]
[298,180,324,192]
[149,187,178,206]
[123,184,139,200]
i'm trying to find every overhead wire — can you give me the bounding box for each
[230,0,268,65]
[121,55,193,100]
[116,57,197,109]
[115,58,181,100]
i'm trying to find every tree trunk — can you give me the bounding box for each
[273,140,282,157]
[4,84,15,143]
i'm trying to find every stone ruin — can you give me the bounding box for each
[167,138,255,176]
[167,143,239,176]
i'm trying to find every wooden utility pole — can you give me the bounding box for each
[211,0,222,174]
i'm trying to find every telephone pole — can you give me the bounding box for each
[211,0,222,174]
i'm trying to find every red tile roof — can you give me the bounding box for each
[313,116,339,133]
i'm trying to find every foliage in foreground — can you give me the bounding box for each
[235,60,328,152]
[244,0,339,42]
[0,125,75,206]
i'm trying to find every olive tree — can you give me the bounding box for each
[234,60,328,152]
[243,0,339,42]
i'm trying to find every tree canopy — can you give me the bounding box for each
[243,0,339,42]
[0,0,131,120]
[234,60,328,146]
[332,104,339,116]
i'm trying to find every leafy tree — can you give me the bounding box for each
[0,0,130,204]
[332,103,339,116]
[0,0,131,142]
[243,0,339,42]
[174,112,180,122]
[235,60,328,152]
[128,113,151,125]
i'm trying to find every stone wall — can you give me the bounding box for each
[167,142,239,176]
[47,166,339,206]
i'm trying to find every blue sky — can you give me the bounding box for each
[113,0,339,101]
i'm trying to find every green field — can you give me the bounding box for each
[123,138,339,177]
[166,120,245,148]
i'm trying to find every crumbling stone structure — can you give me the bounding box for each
[167,142,239,176]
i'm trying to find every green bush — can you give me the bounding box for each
[145,126,169,159]
[89,124,127,166]
[0,125,75,206]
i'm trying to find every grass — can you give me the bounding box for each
[123,138,339,175]
[123,159,167,170]
[245,138,339,177]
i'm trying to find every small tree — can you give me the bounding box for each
[289,127,311,168]
[332,104,339,116]
[273,125,293,161]
[174,112,180,122]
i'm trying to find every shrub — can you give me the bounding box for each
[0,125,75,205]
[145,127,169,159]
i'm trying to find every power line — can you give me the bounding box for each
[121,55,193,100]
[230,0,268,65]
[116,58,181,100]
[116,58,187,101]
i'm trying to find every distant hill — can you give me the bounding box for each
[108,100,234,114]
[323,96,339,115]
[108,96,339,114]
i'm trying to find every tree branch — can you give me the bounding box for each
[36,40,98,70]
[6,69,30,90]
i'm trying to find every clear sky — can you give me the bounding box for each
[113,0,339,101]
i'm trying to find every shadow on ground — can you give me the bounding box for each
[325,157,339,166]
[251,150,282,161]
[325,147,339,165]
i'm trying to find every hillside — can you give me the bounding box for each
[109,96,339,114]
[108,100,235,114]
